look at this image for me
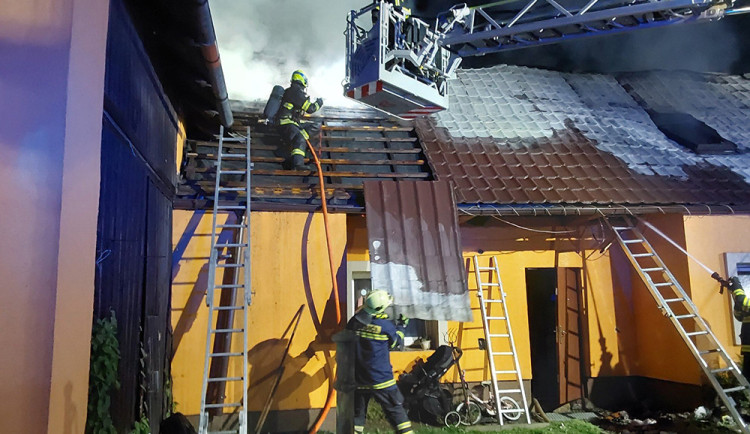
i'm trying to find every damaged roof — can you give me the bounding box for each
[417,65,750,212]
[177,102,432,210]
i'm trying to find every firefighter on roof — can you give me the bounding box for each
[347,289,413,434]
[730,276,750,374]
[276,70,323,171]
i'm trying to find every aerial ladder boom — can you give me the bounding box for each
[344,0,747,119]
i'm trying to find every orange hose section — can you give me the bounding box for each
[305,137,341,434]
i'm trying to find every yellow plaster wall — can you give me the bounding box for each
[172,210,346,415]
[683,215,750,367]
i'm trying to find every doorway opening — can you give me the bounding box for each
[526,268,558,411]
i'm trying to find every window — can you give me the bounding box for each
[347,262,443,350]
[725,253,750,345]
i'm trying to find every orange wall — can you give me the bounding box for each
[0,0,109,432]
[683,215,750,366]
[172,210,347,415]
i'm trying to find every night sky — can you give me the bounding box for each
[407,0,750,75]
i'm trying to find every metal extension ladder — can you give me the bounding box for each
[199,126,253,434]
[472,255,531,425]
[607,216,750,433]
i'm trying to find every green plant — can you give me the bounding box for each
[86,310,121,434]
[131,415,150,434]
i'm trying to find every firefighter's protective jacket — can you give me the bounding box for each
[347,310,405,389]
[276,81,321,126]
[731,277,750,353]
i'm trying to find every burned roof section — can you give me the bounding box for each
[177,102,433,210]
[416,65,750,212]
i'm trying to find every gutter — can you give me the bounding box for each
[458,203,750,217]
[194,0,233,128]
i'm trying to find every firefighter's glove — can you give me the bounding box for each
[316,98,324,108]
[397,314,409,327]
[730,276,743,292]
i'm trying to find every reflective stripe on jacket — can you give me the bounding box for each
[276,81,321,124]
[346,311,405,389]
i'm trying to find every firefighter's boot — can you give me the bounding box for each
[292,154,311,172]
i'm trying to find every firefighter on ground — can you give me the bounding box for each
[347,289,414,434]
[730,276,750,375]
[276,70,323,171]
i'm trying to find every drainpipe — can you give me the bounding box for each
[194,0,233,128]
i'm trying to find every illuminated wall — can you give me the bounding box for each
[172,210,346,416]
[0,0,109,432]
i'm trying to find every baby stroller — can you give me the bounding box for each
[397,345,462,425]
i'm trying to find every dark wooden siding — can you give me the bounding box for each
[95,0,177,432]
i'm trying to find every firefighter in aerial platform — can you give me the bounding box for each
[276,70,323,171]
[347,289,414,434]
[727,276,750,375]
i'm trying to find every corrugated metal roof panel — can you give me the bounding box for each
[364,180,472,322]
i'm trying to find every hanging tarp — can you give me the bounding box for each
[364,180,472,322]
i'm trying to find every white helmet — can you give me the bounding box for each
[364,289,393,315]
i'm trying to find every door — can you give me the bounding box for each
[557,268,584,405]
[526,268,558,411]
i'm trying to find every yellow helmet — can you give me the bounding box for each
[291,70,308,87]
[364,289,393,315]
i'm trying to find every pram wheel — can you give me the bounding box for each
[444,410,461,427]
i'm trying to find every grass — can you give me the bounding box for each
[358,401,603,433]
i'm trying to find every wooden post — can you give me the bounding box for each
[334,330,357,434]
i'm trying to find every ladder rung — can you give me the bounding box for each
[653,282,674,287]
[477,266,496,271]
[700,349,720,355]
[486,316,507,320]
[216,224,247,229]
[217,263,244,268]
[207,377,243,382]
[489,333,510,338]
[214,243,248,248]
[632,253,654,258]
[623,239,644,244]
[674,314,696,320]
[220,153,247,158]
[484,300,504,303]
[217,187,247,192]
[209,430,239,434]
[664,298,685,303]
[687,331,708,336]
[642,267,665,272]
[612,226,634,231]
[218,170,247,175]
[212,328,244,333]
[723,386,747,393]
[220,137,247,143]
[215,284,244,288]
[210,352,244,357]
[711,367,735,374]
[216,205,246,210]
[496,388,522,394]
[213,306,244,311]
[204,403,242,408]
[495,370,517,375]
[492,352,514,356]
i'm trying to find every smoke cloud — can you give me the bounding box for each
[212,0,359,106]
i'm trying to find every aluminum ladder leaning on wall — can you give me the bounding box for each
[472,255,531,425]
[199,126,253,434]
[606,216,750,434]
